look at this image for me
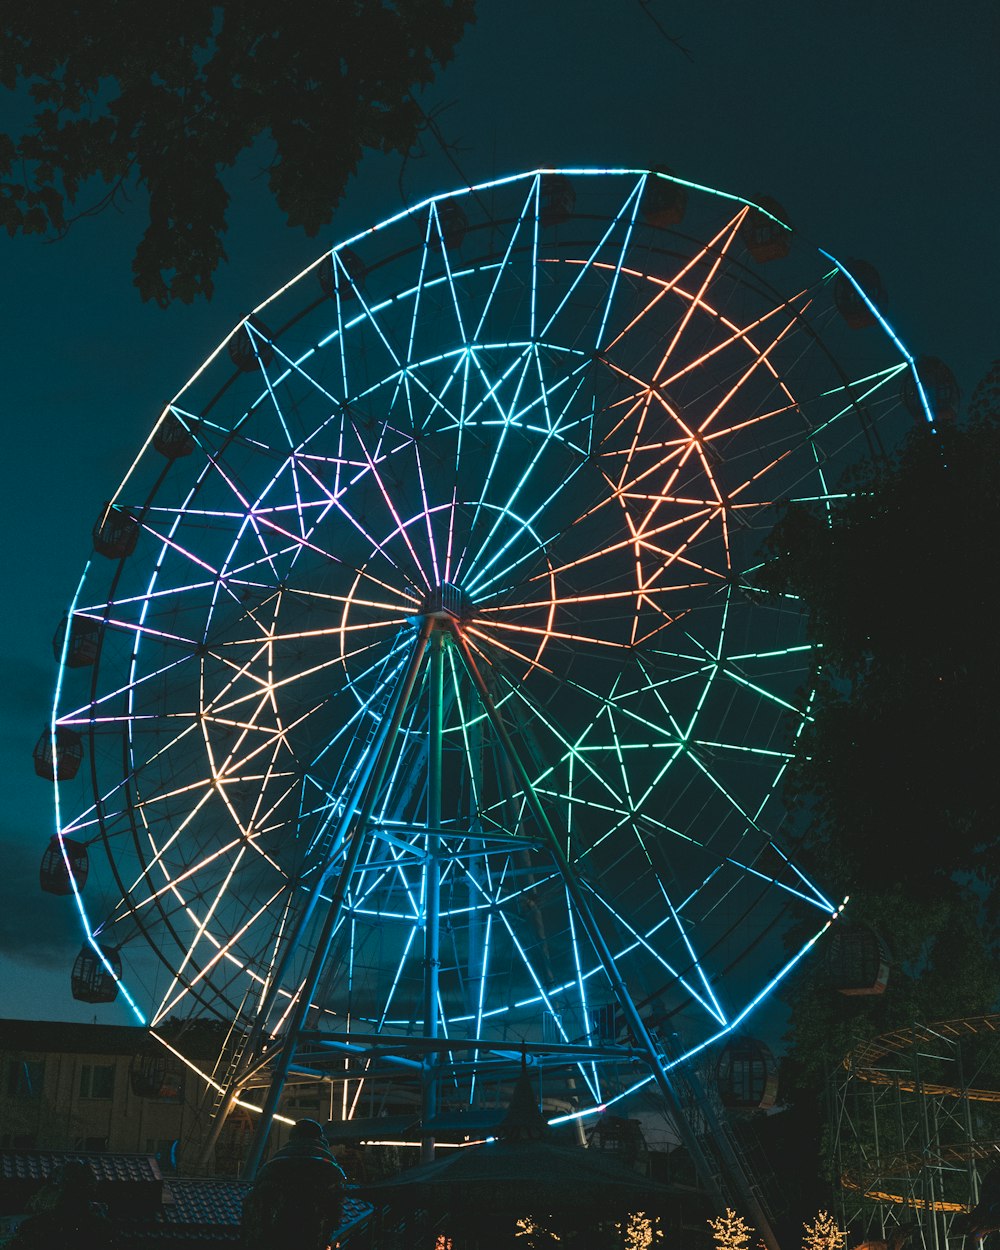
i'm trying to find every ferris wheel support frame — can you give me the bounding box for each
[230,606,778,1250]
[421,629,444,1165]
[196,628,436,1172]
[192,625,432,1173]
[450,621,779,1250]
[240,614,435,1178]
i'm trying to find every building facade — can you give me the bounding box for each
[0,1019,257,1174]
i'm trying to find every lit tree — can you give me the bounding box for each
[708,1208,755,1250]
[514,1216,561,1246]
[802,1211,846,1250]
[618,1211,660,1249]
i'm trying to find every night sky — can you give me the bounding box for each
[1,0,996,1025]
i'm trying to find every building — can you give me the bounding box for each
[0,1018,251,1174]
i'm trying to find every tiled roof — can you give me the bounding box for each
[160,1180,251,1226]
[0,1151,371,1245]
[117,1181,371,1245]
[0,1150,162,1186]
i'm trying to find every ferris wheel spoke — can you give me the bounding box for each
[457,409,594,590]
[57,663,196,732]
[339,278,406,386]
[530,652,689,750]
[471,181,539,342]
[374,353,469,437]
[641,841,730,1021]
[678,745,785,850]
[694,308,811,444]
[493,906,589,1062]
[152,884,289,1025]
[456,345,540,513]
[475,619,631,651]
[536,179,644,343]
[344,434,434,594]
[408,432,446,588]
[460,405,594,578]
[152,869,262,1021]
[816,362,909,409]
[775,366,911,489]
[80,577,217,616]
[560,890,604,1096]
[322,249,370,400]
[406,224,435,369]
[656,283,812,393]
[373,924,421,1031]
[659,217,750,382]
[426,202,470,345]
[130,513,228,579]
[524,507,724,606]
[601,211,748,383]
[583,880,728,1027]
[590,175,646,353]
[253,346,328,455]
[496,679,639,809]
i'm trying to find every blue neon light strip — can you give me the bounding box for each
[51,567,147,1026]
[818,249,934,425]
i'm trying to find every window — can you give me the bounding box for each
[6,1059,44,1099]
[79,1063,115,1099]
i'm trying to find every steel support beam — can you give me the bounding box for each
[448,622,780,1250]
[242,617,433,1178]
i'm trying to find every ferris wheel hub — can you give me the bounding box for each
[420,581,474,622]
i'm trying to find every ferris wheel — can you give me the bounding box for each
[41,168,929,1179]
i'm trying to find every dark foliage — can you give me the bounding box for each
[766,369,1000,1213]
[763,403,1000,908]
[0,1,475,304]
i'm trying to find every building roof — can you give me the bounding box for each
[116,1178,251,1245]
[0,1018,153,1057]
[161,1179,251,1226]
[0,1017,225,1061]
[0,1153,371,1246]
[149,1181,370,1233]
[362,1137,678,1215]
[0,1150,163,1187]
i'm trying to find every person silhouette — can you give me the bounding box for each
[241,1118,348,1250]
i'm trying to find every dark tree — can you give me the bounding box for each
[0,0,475,304]
[763,384,1000,909]
[766,365,1000,1213]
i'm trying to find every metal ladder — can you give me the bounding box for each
[191,986,262,1172]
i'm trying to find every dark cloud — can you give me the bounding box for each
[0,833,82,970]
[0,656,52,717]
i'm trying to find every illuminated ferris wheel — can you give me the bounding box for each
[41,168,928,1174]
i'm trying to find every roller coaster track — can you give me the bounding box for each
[839,1015,1000,1213]
[841,1140,1000,1213]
